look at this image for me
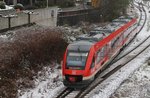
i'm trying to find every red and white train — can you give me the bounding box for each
[62,16,137,88]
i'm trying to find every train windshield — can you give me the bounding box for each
[67,52,88,67]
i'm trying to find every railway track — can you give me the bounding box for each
[54,2,147,98]
[55,88,74,98]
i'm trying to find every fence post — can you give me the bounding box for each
[23,11,38,25]
[1,14,18,29]
[28,13,31,24]
[8,17,11,28]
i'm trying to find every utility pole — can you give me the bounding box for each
[47,0,48,8]
[30,0,33,6]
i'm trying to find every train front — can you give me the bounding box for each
[62,41,95,88]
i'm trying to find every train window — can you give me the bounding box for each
[105,44,110,56]
[111,37,120,50]
[111,39,115,48]
[95,47,105,64]
[111,37,118,48]
[66,52,88,67]
[96,50,100,64]
[90,57,95,68]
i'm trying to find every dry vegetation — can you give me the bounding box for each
[0,25,68,98]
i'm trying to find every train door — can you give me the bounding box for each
[107,42,112,58]
[95,46,107,69]
[111,38,117,52]
[95,48,102,69]
[118,34,123,47]
[90,55,95,70]
[121,33,124,45]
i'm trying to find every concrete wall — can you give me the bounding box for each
[0,7,58,30]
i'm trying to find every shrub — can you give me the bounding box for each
[98,0,131,21]
[0,26,68,98]
[59,0,75,8]
[24,5,37,10]
[14,3,24,10]
[0,1,6,9]
[35,0,46,8]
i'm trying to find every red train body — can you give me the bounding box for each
[62,16,137,88]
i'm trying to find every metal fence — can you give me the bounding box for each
[0,7,58,31]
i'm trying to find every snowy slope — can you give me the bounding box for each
[18,66,64,98]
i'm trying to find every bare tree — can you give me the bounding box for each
[30,0,33,6]
[98,0,132,21]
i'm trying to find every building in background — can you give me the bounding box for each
[4,0,36,5]
[4,0,71,8]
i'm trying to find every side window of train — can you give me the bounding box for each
[106,43,110,55]
[115,37,119,47]
[95,50,100,64]
[104,45,107,56]
[90,56,95,68]
[124,29,128,38]
[111,37,118,48]
[111,39,115,48]
[95,48,103,64]
[101,47,105,58]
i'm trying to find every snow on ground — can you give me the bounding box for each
[18,65,64,98]
[0,5,13,10]
[111,62,150,98]
[0,35,8,39]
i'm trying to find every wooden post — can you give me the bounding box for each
[30,0,33,6]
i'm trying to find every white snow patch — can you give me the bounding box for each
[18,65,64,98]
[0,35,8,39]
[0,5,13,10]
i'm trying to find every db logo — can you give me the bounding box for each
[72,71,76,75]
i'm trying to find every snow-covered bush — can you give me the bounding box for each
[14,3,24,10]
[0,25,68,98]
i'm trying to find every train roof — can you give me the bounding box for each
[76,33,104,42]
[91,16,133,34]
[92,28,113,33]
[68,41,94,51]
[112,16,133,23]
[101,16,133,32]
[68,33,104,51]
[68,16,136,52]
